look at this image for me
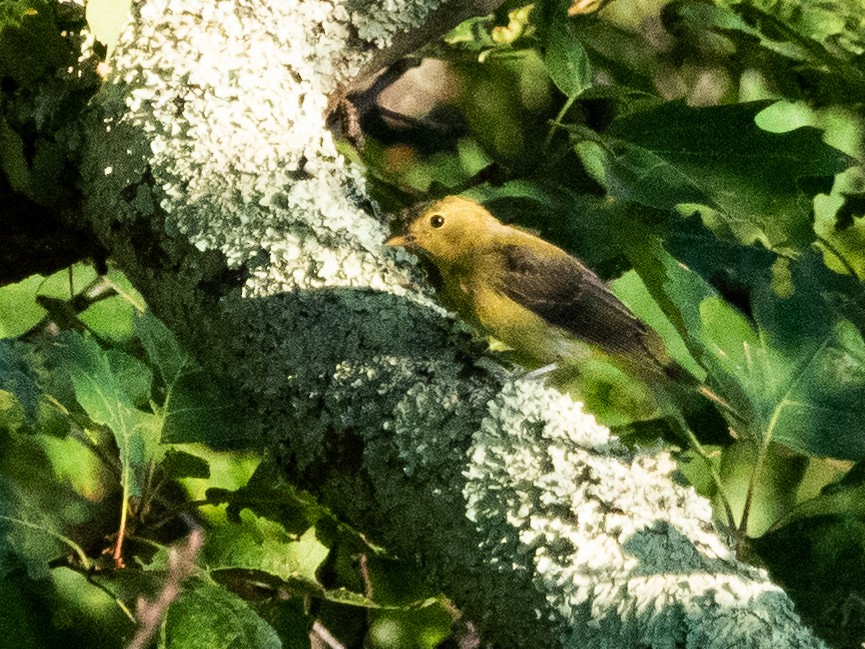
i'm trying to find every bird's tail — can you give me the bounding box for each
[635,336,743,424]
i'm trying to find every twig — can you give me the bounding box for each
[351,0,507,87]
[126,521,204,649]
[311,621,346,649]
[113,467,132,568]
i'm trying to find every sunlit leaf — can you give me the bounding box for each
[204,511,329,586]
[55,332,162,497]
[571,100,855,251]
[47,567,138,648]
[630,239,865,459]
[164,581,281,649]
[79,298,134,343]
[84,0,132,58]
[0,276,46,339]
[206,457,324,534]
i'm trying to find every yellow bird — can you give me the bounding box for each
[385,195,689,392]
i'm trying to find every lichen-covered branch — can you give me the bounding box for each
[77,0,827,647]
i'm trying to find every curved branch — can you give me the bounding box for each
[73,1,827,647]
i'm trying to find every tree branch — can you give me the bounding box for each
[73,1,827,647]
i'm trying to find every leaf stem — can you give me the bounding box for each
[738,400,785,538]
[104,276,147,313]
[543,94,578,152]
[114,471,131,568]
[84,573,137,623]
[674,419,736,531]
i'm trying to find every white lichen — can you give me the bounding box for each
[88,0,441,309]
[351,0,445,48]
[465,380,825,647]
[80,0,828,646]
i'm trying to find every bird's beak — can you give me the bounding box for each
[384,233,413,247]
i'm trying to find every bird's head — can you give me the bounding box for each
[385,196,500,264]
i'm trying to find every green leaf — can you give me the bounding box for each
[29,138,66,207]
[174,446,260,504]
[367,606,453,649]
[0,573,48,649]
[0,430,97,578]
[0,116,31,195]
[0,265,119,341]
[0,275,46,339]
[751,307,865,460]
[35,433,114,505]
[77,268,145,343]
[164,581,281,649]
[0,340,40,424]
[135,311,251,447]
[162,449,210,480]
[47,567,138,648]
[161,370,248,447]
[468,181,630,274]
[107,348,153,408]
[254,599,313,649]
[753,514,865,648]
[610,270,703,380]
[833,191,865,230]
[661,211,777,306]
[135,309,190,388]
[206,457,324,535]
[766,465,865,531]
[666,1,865,100]
[543,18,592,98]
[0,0,69,86]
[571,100,855,251]
[204,511,329,586]
[668,1,815,63]
[443,14,497,51]
[55,332,162,497]
[629,238,865,459]
[284,527,330,584]
[78,298,136,344]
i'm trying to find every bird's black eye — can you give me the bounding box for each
[430,214,445,228]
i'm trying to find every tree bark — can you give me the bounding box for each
[71,0,827,647]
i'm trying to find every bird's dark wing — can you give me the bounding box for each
[494,243,650,355]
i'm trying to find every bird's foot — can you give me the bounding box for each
[522,363,559,381]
